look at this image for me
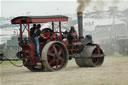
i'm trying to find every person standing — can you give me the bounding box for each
[30,24,36,37]
[33,24,41,59]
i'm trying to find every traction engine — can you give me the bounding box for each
[2,12,104,71]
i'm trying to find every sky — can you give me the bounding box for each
[0,0,128,17]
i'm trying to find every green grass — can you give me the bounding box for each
[0,60,22,66]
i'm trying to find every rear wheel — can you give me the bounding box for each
[75,47,104,67]
[41,41,69,71]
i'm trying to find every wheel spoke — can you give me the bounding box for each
[58,48,62,55]
[59,56,64,62]
[59,57,64,64]
[53,45,57,54]
[49,58,55,65]
[48,52,55,57]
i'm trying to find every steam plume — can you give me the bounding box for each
[77,0,92,12]
[77,0,120,12]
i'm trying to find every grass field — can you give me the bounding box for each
[0,61,22,66]
[0,56,128,85]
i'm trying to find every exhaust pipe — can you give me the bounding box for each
[77,12,84,40]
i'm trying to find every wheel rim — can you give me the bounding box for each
[47,44,66,70]
[92,48,104,66]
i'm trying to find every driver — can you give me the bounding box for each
[33,24,41,60]
[30,24,36,37]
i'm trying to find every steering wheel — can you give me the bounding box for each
[40,28,53,39]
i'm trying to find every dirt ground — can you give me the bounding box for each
[0,56,128,85]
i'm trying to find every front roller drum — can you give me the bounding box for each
[41,41,69,71]
[75,47,104,67]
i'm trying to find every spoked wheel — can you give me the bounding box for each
[91,48,104,66]
[75,47,104,67]
[41,41,69,71]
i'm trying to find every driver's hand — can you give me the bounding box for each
[40,32,50,39]
[40,34,47,39]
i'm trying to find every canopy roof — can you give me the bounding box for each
[11,15,68,24]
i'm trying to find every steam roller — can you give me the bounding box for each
[74,12,104,67]
[0,11,104,72]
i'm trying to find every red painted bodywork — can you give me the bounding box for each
[11,16,70,66]
[27,23,30,38]
[58,22,62,40]
[11,16,68,24]
[19,43,36,65]
[20,24,22,38]
[19,42,45,65]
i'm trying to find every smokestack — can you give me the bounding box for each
[77,12,84,39]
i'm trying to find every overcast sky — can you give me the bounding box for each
[0,0,128,17]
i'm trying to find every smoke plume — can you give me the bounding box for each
[77,0,120,12]
[77,0,92,12]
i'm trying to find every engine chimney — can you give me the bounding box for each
[77,12,84,40]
